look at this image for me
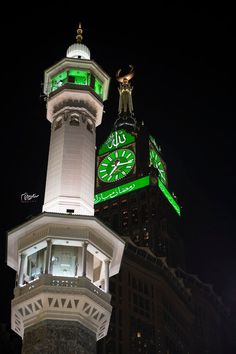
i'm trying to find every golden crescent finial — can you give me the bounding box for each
[116,65,134,83]
[76,23,83,43]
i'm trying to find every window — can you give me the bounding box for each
[51,70,67,92]
[27,248,45,280]
[54,118,62,131]
[50,69,91,93]
[51,245,77,277]
[50,69,104,101]
[68,69,91,85]
[87,120,93,133]
[66,209,74,213]
[94,77,103,97]
[70,115,80,126]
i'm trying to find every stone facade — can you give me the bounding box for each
[22,320,96,354]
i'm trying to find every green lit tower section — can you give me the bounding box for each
[95,67,180,217]
[95,67,183,267]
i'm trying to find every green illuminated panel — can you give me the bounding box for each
[68,69,90,85]
[149,149,167,186]
[52,71,67,82]
[94,78,103,97]
[51,70,67,91]
[68,69,83,76]
[158,179,181,216]
[94,176,150,204]
[99,129,135,155]
[50,69,91,92]
[149,135,167,186]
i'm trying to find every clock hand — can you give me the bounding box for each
[109,164,118,176]
[116,160,134,166]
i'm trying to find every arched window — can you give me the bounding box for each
[87,119,93,133]
[70,114,80,126]
[54,116,63,131]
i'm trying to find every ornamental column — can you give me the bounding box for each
[104,259,110,293]
[45,239,52,274]
[18,254,27,287]
[82,241,88,277]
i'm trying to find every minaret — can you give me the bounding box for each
[43,23,109,215]
[7,25,125,354]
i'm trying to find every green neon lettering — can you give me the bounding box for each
[94,176,150,204]
[94,174,181,216]
[99,129,135,155]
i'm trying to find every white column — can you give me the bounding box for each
[82,242,88,277]
[45,239,52,274]
[18,254,27,286]
[75,247,82,277]
[104,259,110,293]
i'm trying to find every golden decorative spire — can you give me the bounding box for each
[116,65,134,84]
[76,23,83,43]
[116,65,134,115]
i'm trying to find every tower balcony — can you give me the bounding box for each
[8,212,125,343]
[12,274,111,341]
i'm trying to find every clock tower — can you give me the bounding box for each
[95,65,233,354]
[7,25,124,354]
[95,66,183,266]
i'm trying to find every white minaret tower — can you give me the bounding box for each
[42,24,109,216]
[7,25,125,354]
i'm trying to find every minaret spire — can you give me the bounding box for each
[66,22,90,59]
[116,65,134,115]
[114,65,137,130]
[76,22,83,43]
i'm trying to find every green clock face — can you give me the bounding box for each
[98,148,135,183]
[150,149,167,185]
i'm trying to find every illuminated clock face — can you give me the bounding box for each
[150,149,167,185]
[98,148,135,183]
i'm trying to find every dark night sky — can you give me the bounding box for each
[1,2,235,334]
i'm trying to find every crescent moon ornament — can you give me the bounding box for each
[116,65,134,83]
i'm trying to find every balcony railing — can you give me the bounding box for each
[14,274,110,302]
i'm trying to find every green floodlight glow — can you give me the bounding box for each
[51,70,67,91]
[94,176,150,204]
[158,179,181,216]
[99,129,135,155]
[94,174,181,216]
[50,69,100,93]
[68,69,90,85]
[52,71,67,82]
[149,149,167,186]
[94,78,103,97]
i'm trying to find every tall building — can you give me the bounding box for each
[95,66,183,267]
[7,26,124,354]
[95,68,235,353]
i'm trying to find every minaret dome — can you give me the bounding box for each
[66,23,91,59]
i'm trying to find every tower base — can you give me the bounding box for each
[22,319,96,354]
